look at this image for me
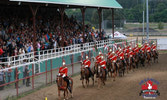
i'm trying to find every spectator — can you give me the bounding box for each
[0,68,5,90]
[25,66,31,87]
[7,65,12,86]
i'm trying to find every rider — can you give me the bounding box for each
[129,47,134,62]
[58,60,71,93]
[151,42,156,51]
[107,48,112,58]
[83,55,93,78]
[119,48,126,67]
[146,43,151,56]
[96,51,103,64]
[99,55,107,79]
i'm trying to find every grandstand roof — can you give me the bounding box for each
[10,0,122,9]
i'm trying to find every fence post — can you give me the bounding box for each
[50,59,53,83]
[72,54,74,75]
[32,64,34,89]
[15,68,19,96]
[45,60,47,85]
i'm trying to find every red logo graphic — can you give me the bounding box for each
[139,79,160,99]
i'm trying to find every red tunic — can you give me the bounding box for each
[99,60,106,69]
[134,47,139,53]
[151,45,156,51]
[83,59,91,68]
[96,55,102,63]
[146,46,151,52]
[108,53,114,60]
[111,55,117,62]
[59,66,68,76]
[119,52,124,60]
[129,51,134,57]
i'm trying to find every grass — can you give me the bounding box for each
[158,50,167,54]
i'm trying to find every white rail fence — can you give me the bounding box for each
[0,39,136,71]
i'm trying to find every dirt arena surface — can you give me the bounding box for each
[19,54,167,100]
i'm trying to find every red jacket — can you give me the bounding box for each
[0,48,3,55]
[151,45,156,50]
[134,47,139,53]
[59,66,68,76]
[83,59,91,68]
[99,60,106,69]
[111,55,117,62]
[119,52,124,60]
[146,46,151,52]
[129,51,134,57]
[96,55,102,63]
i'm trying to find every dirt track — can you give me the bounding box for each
[20,54,167,100]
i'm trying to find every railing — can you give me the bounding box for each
[0,39,136,71]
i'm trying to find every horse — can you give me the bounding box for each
[152,50,159,63]
[139,51,145,67]
[95,66,106,89]
[124,54,130,73]
[56,76,73,100]
[117,58,125,77]
[80,67,94,88]
[106,58,117,81]
[129,56,136,72]
[146,51,151,66]
[134,52,140,68]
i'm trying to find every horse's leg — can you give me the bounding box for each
[64,90,66,100]
[66,89,69,100]
[82,79,85,88]
[87,78,89,87]
[58,90,61,100]
[98,78,100,89]
[92,75,94,86]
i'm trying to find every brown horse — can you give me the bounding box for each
[139,51,145,67]
[106,58,117,81]
[80,67,94,88]
[152,50,159,63]
[134,53,140,68]
[124,55,130,73]
[146,52,151,66]
[117,59,125,77]
[96,66,106,89]
[56,76,73,100]
[129,56,136,71]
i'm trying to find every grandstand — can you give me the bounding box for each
[0,0,123,99]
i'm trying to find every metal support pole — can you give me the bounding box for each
[59,7,65,47]
[45,61,47,85]
[98,8,102,39]
[112,9,115,38]
[32,64,34,89]
[51,59,53,83]
[81,8,86,43]
[72,54,74,75]
[146,0,149,42]
[29,5,39,52]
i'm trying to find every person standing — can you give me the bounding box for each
[0,68,5,90]
[25,66,31,87]
[7,65,12,86]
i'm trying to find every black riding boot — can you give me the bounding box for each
[63,77,72,93]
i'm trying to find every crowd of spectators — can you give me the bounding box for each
[0,6,107,66]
